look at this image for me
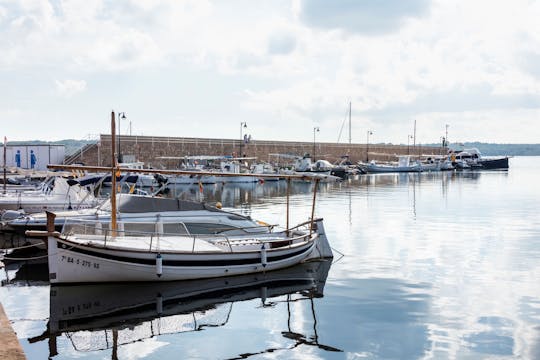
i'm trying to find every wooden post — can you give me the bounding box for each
[110,111,117,233]
[286,177,291,233]
[309,178,320,235]
[46,211,56,233]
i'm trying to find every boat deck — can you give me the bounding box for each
[63,232,299,253]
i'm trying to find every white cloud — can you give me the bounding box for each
[0,0,539,142]
[55,79,87,97]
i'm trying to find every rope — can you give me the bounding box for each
[1,242,44,252]
[1,245,74,261]
[2,253,50,261]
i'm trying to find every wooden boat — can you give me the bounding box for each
[27,112,333,284]
[41,215,332,283]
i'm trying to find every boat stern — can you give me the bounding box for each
[306,218,333,260]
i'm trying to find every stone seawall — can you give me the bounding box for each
[71,134,445,168]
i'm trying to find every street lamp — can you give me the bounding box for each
[118,112,126,163]
[239,122,247,157]
[313,127,320,160]
[366,130,373,162]
[407,135,413,155]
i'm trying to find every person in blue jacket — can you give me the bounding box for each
[30,150,37,169]
[15,150,21,167]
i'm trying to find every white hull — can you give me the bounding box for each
[46,219,332,284]
[48,238,315,283]
[216,175,260,183]
[364,164,423,173]
[167,175,217,184]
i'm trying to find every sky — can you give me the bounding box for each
[1,0,540,145]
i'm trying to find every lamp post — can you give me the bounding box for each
[313,127,320,160]
[407,135,413,155]
[117,112,126,163]
[366,130,373,162]
[239,122,247,157]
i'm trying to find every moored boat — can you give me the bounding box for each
[360,156,423,174]
[40,215,332,283]
[449,148,509,170]
[4,193,272,235]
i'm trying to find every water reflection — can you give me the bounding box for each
[319,278,432,359]
[23,260,334,359]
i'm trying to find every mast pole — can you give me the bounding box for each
[3,137,6,194]
[349,101,351,145]
[111,111,117,233]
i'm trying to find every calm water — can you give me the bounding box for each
[1,156,539,359]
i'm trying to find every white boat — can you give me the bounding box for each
[250,162,283,182]
[0,176,100,213]
[42,215,332,283]
[361,156,423,173]
[419,156,455,172]
[4,193,272,235]
[32,114,332,284]
[216,160,261,183]
[102,162,159,187]
[166,170,218,185]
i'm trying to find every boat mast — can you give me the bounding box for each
[3,137,6,194]
[110,111,117,233]
[348,101,351,145]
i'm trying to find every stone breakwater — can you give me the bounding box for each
[67,134,444,168]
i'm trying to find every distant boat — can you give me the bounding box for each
[450,148,509,170]
[360,156,423,174]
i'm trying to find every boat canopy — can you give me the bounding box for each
[101,195,220,213]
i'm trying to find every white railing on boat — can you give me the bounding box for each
[60,220,313,253]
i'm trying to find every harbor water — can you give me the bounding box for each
[1,156,539,359]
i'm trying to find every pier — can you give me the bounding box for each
[66,134,445,168]
[0,304,25,359]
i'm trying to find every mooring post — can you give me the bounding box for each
[46,211,56,233]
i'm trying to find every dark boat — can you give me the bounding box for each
[450,148,509,170]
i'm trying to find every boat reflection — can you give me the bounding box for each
[33,260,334,358]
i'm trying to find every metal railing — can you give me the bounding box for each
[61,220,313,253]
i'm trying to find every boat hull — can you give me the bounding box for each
[364,165,423,173]
[48,235,317,283]
[479,157,509,170]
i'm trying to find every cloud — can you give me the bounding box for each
[55,79,87,97]
[298,0,431,35]
[267,31,297,55]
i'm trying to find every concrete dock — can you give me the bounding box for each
[0,303,26,359]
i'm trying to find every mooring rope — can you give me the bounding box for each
[1,242,44,252]
[1,245,74,261]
